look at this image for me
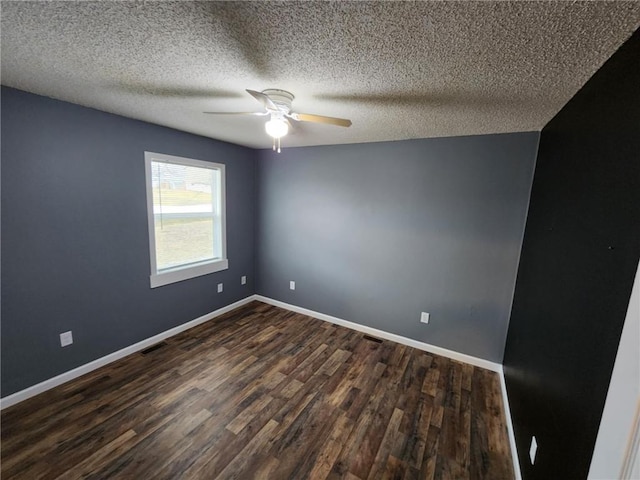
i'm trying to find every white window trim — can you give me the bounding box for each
[144,151,228,288]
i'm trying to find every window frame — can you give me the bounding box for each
[144,151,228,288]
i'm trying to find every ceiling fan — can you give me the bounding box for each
[204,89,352,152]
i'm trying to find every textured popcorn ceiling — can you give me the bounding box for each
[2,1,639,149]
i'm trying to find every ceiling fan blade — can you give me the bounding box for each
[203,111,269,116]
[290,112,352,127]
[246,89,278,111]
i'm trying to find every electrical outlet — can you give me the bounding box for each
[529,436,538,464]
[217,283,223,293]
[420,312,430,324]
[290,281,296,290]
[60,331,73,347]
[241,276,247,285]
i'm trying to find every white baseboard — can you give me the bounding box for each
[2,292,521,480]
[256,295,521,476]
[256,295,520,477]
[254,295,502,373]
[0,295,256,410]
[499,368,523,480]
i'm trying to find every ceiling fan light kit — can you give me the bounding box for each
[265,117,288,153]
[204,89,352,153]
[264,117,288,138]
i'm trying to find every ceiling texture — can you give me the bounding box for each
[2,1,639,149]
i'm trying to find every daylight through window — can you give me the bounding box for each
[145,152,227,287]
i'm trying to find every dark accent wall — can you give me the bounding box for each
[1,87,256,396]
[503,30,640,480]
[256,133,539,363]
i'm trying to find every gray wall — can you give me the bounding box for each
[1,87,256,396]
[1,86,539,396]
[256,133,538,362]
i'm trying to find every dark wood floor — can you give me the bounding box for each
[1,301,514,479]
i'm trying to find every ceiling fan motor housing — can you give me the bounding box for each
[262,89,294,113]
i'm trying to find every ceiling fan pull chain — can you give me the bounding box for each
[277,137,281,153]
[272,137,276,151]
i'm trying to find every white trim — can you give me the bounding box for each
[255,296,521,475]
[620,402,640,479]
[0,296,255,410]
[500,368,523,480]
[255,295,520,476]
[144,151,228,289]
[253,295,502,373]
[1,293,523,478]
[589,261,640,479]
[150,258,229,288]
[2,291,520,480]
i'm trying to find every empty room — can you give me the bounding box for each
[1,2,639,479]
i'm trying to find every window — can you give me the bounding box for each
[144,152,227,288]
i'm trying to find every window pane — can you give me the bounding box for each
[151,161,217,271]
[155,216,214,270]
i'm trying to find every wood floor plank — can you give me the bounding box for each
[351,348,411,479]
[214,419,280,479]
[307,413,355,480]
[1,301,515,480]
[420,424,440,480]
[367,407,405,480]
[53,429,137,480]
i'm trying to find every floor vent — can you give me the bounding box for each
[140,341,167,355]
[363,335,383,343]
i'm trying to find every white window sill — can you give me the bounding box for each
[150,258,229,288]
